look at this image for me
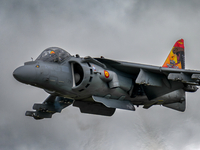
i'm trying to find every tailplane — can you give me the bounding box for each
[162,39,185,69]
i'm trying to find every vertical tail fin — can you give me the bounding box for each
[162,39,185,69]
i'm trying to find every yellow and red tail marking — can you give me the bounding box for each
[162,39,185,69]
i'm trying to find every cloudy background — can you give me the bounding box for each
[1,0,200,149]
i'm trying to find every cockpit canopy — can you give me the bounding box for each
[36,47,71,63]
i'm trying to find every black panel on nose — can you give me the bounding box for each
[13,65,36,84]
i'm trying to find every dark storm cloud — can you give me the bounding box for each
[1,0,200,150]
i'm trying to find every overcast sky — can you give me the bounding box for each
[1,0,200,150]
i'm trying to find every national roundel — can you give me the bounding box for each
[104,70,110,78]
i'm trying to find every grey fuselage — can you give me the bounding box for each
[13,54,184,107]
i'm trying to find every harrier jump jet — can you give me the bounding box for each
[13,39,200,119]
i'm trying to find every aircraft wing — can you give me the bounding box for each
[95,58,200,76]
[94,58,200,100]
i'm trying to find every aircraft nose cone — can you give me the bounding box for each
[13,66,36,84]
[13,66,22,81]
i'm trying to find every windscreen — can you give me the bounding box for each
[36,47,71,63]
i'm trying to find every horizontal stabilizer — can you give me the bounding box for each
[168,73,198,85]
[191,74,200,80]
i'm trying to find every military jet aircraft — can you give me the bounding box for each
[13,39,200,119]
